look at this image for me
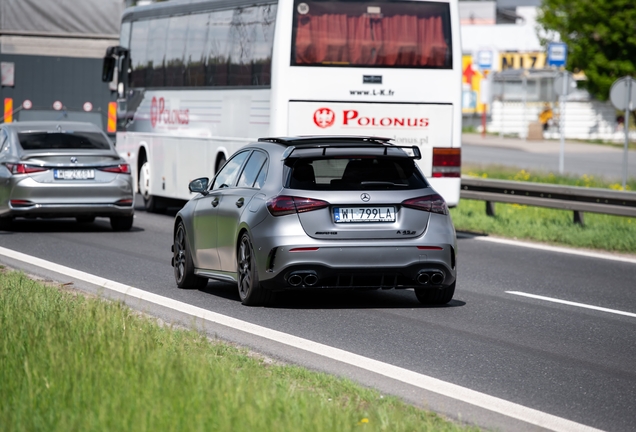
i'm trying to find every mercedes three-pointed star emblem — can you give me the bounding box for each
[360,193,371,202]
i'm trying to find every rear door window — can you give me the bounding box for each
[237,151,268,188]
[287,156,428,190]
[17,132,111,150]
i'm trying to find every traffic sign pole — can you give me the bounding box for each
[559,71,567,174]
[623,79,632,189]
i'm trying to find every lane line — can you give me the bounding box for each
[507,291,636,318]
[471,236,636,265]
[0,245,602,432]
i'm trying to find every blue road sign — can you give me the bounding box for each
[547,42,568,68]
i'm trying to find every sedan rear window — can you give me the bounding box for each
[286,156,428,190]
[18,132,111,150]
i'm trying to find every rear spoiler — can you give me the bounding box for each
[279,144,422,161]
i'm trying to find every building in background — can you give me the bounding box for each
[0,0,124,133]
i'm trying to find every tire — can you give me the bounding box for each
[415,282,455,305]
[76,216,96,224]
[215,155,226,174]
[110,215,134,231]
[138,159,162,212]
[237,233,271,306]
[173,222,208,289]
[0,216,12,231]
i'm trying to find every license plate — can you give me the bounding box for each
[334,206,396,223]
[54,169,95,180]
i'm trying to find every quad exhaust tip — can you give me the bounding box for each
[417,270,445,285]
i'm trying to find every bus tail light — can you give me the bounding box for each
[432,148,461,178]
[402,194,449,215]
[267,196,329,216]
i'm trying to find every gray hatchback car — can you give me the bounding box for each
[172,136,457,306]
[0,121,134,231]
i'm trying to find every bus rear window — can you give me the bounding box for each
[291,0,452,68]
[18,132,111,150]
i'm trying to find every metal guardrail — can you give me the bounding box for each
[460,176,636,224]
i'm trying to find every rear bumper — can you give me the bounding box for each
[260,261,455,291]
[6,202,134,218]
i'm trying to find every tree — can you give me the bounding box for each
[537,0,636,101]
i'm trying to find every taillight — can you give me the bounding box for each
[115,198,134,206]
[99,164,131,174]
[267,196,329,217]
[10,199,33,208]
[5,163,48,175]
[402,194,449,215]
[432,148,461,178]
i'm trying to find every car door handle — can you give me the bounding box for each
[212,197,219,207]
[236,198,244,208]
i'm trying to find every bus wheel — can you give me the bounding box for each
[215,155,226,174]
[138,160,159,212]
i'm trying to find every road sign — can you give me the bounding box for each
[477,50,493,71]
[554,72,575,96]
[83,102,93,112]
[547,42,568,68]
[22,99,32,110]
[610,77,636,111]
[52,100,63,111]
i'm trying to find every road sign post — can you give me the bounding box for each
[554,71,575,174]
[610,76,636,189]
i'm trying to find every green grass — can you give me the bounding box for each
[0,269,477,432]
[452,166,636,253]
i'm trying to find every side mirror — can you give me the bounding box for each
[189,177,209,195]
[102,56,116,82]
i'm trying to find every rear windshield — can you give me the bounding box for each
[286,156,428,190]
[291,0,452,68]
[18,132,111,150]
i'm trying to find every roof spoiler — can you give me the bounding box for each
[279,144,421,161]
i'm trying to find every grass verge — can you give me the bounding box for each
[452,166,636,253]
[0,268,477,432]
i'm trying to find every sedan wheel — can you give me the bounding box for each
[173,222,208,289]
[415,282,455,305]
[237,233,270,306]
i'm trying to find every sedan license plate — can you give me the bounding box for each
[54,169,95,180]
[334,206,396,223]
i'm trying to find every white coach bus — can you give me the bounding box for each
[103,0,462,211]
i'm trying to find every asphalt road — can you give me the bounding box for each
[1,206,635,432]
[462,134,636,180]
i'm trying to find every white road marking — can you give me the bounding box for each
[0,245,603,432]
[472,236,636,265]
[507,291,636,318]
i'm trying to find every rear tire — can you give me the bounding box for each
[110,215,134,231]
[237,233,270,306]
[415,282,455,305]
[76,216,96,224]
[0,216,12,231]
[173,222,208,289]
[138,160,162,212]
[215,155,226,174]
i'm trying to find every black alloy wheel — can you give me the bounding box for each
[173,222,208,289]
[237,233,270,306]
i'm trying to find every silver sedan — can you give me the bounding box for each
[172,136,457,306]
[0,121,134,231]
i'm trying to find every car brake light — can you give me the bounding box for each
[10,199,33,208]
[5,163,48,175]
[99,164,131,174]
[402,194,449,215]
[267,195,329,216]
[432,148,461,178]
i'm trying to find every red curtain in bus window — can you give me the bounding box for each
[346,16,380,65]
[377,15,419,66]
[417,15,447,66]
[295,14,349,64]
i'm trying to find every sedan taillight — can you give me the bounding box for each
[99,164,131,174]
[402,194,449,215]
[267,196,329,217]
[5,163,48,175]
